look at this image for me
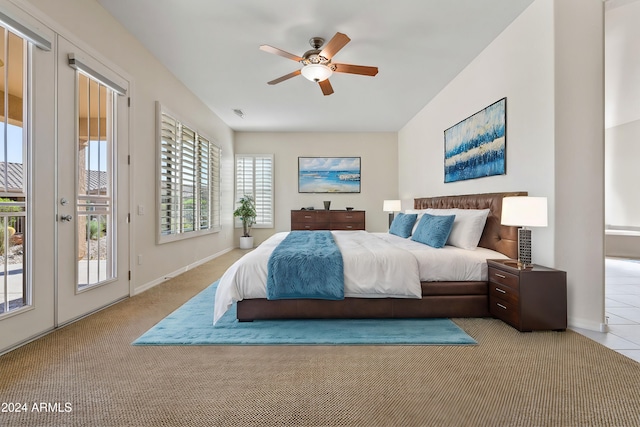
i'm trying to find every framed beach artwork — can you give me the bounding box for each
[298,157,361,193]
[444,98,506,183]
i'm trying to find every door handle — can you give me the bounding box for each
[59,214,73,222]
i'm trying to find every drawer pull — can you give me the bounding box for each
[346,215,353,219]
[495,287,506,294]
[495,273,506,279]
[305,225,311,229]
[497,303,507,310]
[346,225,353,229]
[304,215,312,219]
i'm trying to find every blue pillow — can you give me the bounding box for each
[389,213,417,238]
[411,213,456,248]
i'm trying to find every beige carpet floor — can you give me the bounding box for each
[1,249,640,426]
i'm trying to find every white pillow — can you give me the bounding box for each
[404,209,430,236]
[425,208,490,250]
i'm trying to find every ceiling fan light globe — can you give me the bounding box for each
[301,64,333,82]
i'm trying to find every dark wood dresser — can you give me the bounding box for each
[291,210,365,231]
[488,259,567,332]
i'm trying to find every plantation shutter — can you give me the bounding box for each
[254,156,273,227]
[197,135,210,230]
[210,143,221,230]
[235,154,274,228]
[196,135,221,231]
[180,125,196,232]
[157,103,221,242]
[159,112,180,236]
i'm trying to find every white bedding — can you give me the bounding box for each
[372,233,508,281]
[213,231,508,324]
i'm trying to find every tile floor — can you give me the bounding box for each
[572,257,640,364]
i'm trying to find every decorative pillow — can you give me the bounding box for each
[404,209,430,236]
[411,213,456,248]
[426,208,490,250]
[389,213,418,238]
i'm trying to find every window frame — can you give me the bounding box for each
[235,154,274,229]
[156,102,221,244]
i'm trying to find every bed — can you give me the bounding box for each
[214,191,527,323]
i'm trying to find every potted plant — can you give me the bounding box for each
[233,195,257,249]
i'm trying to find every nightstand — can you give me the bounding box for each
[487,259,567,332]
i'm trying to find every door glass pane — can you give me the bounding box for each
[0,27,28,315]
[77,73,115,291]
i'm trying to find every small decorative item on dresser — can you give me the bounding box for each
[323,201,331,210]
[487,259,567,332]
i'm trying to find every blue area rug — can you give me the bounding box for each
[132,282,476,346]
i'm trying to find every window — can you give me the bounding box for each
[157,103,221,243]
[235,155,273,228]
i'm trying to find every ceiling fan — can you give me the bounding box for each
[259,32,378,96]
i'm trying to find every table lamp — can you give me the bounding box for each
[501,196,548,268]
[383,200,401,229]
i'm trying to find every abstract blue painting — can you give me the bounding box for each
[298,157,361,193]
[444,98,506,183]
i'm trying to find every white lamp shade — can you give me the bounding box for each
[301,64,333,82]
[383,200,402,212]
[501,196,548,227]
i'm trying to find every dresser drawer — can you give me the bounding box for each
[291,222,314,230]
[291,210,330,230]
[490,295,520,327]
[291,211,318,222]
[489,282,519,305]
[331,211,365,223]
[489,268,519,290]
[331,222,364,231]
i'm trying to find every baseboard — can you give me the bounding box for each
[569,316,607,332]
[133,247,234,296]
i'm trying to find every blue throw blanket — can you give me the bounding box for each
[266,231,344,300]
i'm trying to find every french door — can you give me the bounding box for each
[0,7,56,353]
[0,8,130,353]
[55,36,129,325]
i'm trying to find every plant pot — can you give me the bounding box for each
[239,236,254,249]
[324,201,331,210]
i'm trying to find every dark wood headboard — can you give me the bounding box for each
[414,192,527,259]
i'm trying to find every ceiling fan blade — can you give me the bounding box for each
[319,79,334,96]
[267,69,301,85]
[333,63,379,77]
[259,45,303,62]
[319,32,350,59]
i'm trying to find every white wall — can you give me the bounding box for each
[235,132,398,245]
[398,0,605,331]
[553,0,605,331]
[399,0,555,266]
[22,0,235,292]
